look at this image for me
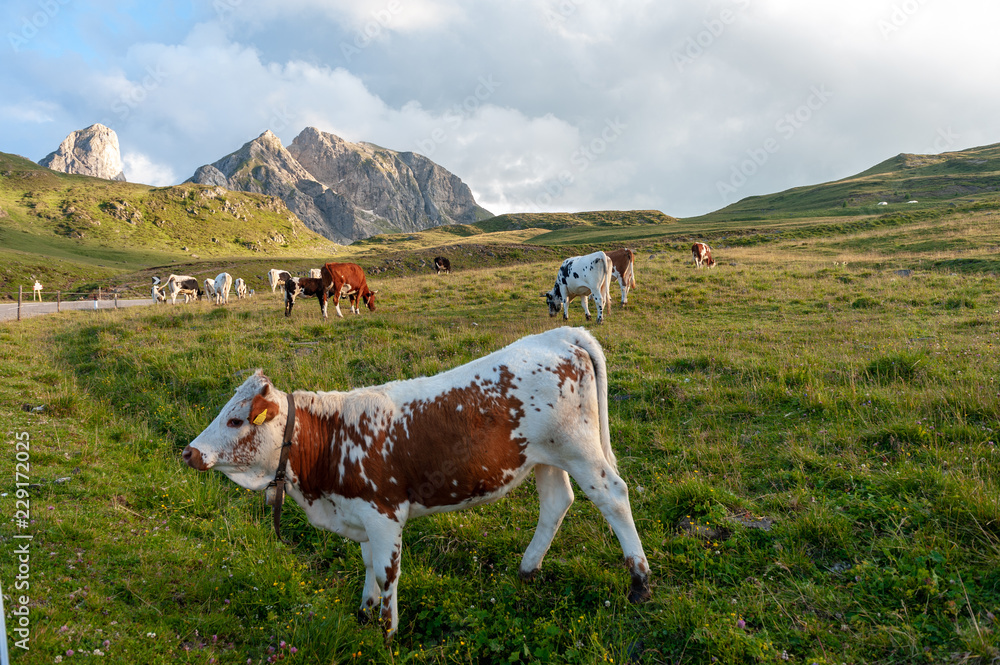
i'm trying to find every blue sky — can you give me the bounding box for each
[3,0,1000,217]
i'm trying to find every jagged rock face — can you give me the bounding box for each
[187,127,491,244]
[39,124,126,181]
[288,127,489,234]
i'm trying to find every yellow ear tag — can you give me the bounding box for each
[252,409,268,425]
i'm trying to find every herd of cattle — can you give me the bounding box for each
[150,244,716,322]
[179,242,719,638]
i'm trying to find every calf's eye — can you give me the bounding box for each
[227,418,243,428]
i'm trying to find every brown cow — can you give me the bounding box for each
[691,242,716,268]
[321,262,378,318]
[604,248,636,307]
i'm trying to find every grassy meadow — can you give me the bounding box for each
[2,209,1000,664]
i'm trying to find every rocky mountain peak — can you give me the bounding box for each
[188,127,491,244]
[39,123,126,181]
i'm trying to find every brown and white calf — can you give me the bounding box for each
[691,242,716,268]
[543,251,613,324]
[321,262,378,318]
[605,248,637,307]
[182,327,651,639]
[284,276,329,318]
[267,268,292,293]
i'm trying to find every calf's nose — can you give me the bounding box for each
[182,445,207,471]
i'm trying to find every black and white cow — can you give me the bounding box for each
[162,274,202,304]
[284,276,330,318]
[542,251,612,324]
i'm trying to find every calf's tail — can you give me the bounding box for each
[572,329,616,471]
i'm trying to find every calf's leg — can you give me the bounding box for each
[564,459,651,602]
[519,464,574,578]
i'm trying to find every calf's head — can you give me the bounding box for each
[182,370,284,490]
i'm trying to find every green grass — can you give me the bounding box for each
[3,221,1000,663]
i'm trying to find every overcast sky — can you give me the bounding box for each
[3,0,999,218]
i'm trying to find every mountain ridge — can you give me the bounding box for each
[187,127,492,244]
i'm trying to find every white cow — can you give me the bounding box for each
[542,251,612,324]
[267,269,291,293]
[214,272,233,305]
[203,278,217,301]
[183,327,651,639]
[235,278,248,299]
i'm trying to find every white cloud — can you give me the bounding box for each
[122,151,176,186]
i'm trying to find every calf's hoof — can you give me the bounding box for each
[628,574,652,603]
[517,567,539,581]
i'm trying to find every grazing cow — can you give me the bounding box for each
[433,256,451,274]
[151,284,166,303]
[182,327,651,639]
[284,276,329,318]
[542,251,612,324]
[604,248,636,307]
[203,278,217,300]
[32,280,43,302]
[267,269,292,293]
[235,278,248,299]
[691,242,716,269]
[163,274,202,304]
[321,262,378,319]
[214,272,233,305]
[309,268,322,279]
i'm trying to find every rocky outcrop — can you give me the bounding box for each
[39,124,126,181]
[187,127,491,244]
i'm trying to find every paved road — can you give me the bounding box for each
[0,298,156,322]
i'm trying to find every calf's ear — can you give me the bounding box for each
[249,386,279,426]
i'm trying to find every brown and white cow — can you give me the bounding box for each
[284,276,329,318]
[605,248,637,307]
[182,327,651,639]
[691,242,716,268]
[321,262,378,319]
[542,251,613,324]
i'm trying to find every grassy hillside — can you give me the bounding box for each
[690,142,1000,223]
[0,152,339,293]
[3,212,1000,663]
